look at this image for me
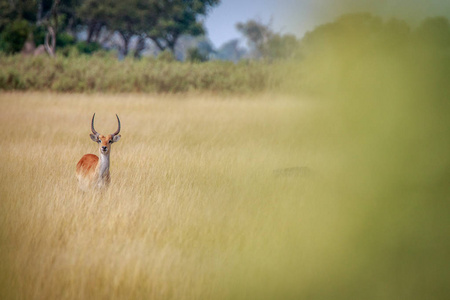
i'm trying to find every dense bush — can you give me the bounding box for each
[186,47,209,63]
[0,19,30,54]
[56,32,76,48]
[0,54,279,93]
[74,41,102,55]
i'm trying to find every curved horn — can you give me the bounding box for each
[113,114,121,136]
[91,113,98,136]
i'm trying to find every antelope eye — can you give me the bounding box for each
[109,140,113,144]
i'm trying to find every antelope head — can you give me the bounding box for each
[90,113,121,155]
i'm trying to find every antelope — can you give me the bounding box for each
[76,113,121,191]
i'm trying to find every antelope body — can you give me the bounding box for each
[76,114,121,191]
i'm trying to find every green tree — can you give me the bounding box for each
[236,19,272,59]
[77,0,113,43]
[147,0,220,53]
[77,0,219,57]
[109,0,149,56]
[0,19,30,53]
[77,0,150,56]
[186,47,208,62]
[265,33,299,60]
[237,18,299,60]
[0,0,80,55]
[1,0,221,57]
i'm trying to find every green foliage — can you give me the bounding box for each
[236,19,272,59]
[0,68,25,90]
[77,0,220,56]
[0,54,276,93]
[74,41,102,54]
[0,0,15,31]
[56,32,75,48]
[147,0,220,53]
[0,19,30,54]
[186,47,209,62]
[0,0,36,29]
[1,0,220,57]
[32,25,47,45]
[237,19,300,60]
[274,13,450,299]
[265,33,299,60]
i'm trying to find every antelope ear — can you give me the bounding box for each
[90,134,99,142]
[112,135,121,143]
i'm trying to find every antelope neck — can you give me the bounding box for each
[97,152,110,179]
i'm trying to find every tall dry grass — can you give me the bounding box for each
[2,12,450,300]
[0,92,325,299]
[1,89,449,299]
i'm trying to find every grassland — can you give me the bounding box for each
[0,92,322,299]
[2,12,450,299]
[1,91,449,300]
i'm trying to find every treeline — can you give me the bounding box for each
[0,0,300,61]
[1,13,450,94]
[0,0,220,57]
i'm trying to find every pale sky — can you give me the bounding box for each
[204,0,312,48]
[204,0,450,48]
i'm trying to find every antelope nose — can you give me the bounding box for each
[102,146,107,151]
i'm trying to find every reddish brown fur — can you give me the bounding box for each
[98,134,114,151]
[76,154,99,176]
[76,135,116,190]
[76,135,114,178]
[76,114,121,190]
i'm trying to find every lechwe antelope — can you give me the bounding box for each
[76,113,121,190]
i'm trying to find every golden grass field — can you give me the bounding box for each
[0,92,448,300]
[0,92,324,299]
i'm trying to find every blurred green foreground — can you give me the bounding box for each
[287,13,450,299]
